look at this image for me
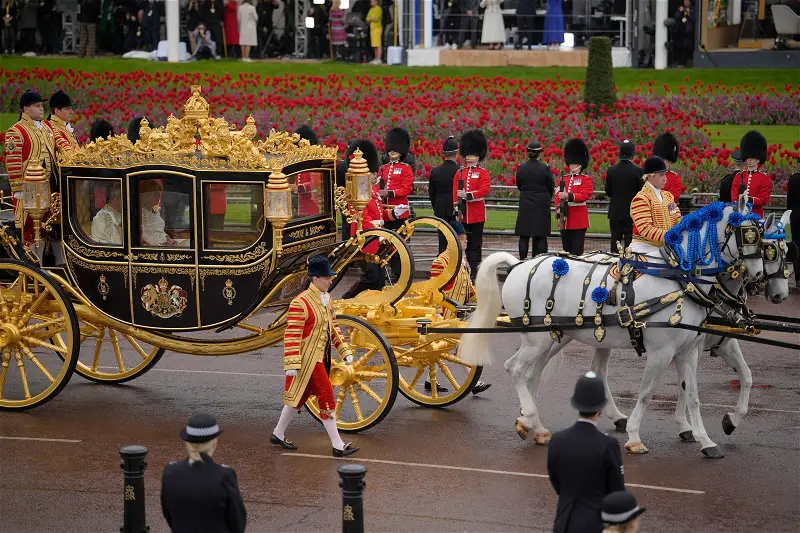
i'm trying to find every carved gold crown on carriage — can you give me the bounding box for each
[58,85,338,170]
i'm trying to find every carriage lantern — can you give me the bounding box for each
[265,164,292,258]
[345,148,371,232]
[21,158,51,245]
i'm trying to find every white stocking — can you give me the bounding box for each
[322,417,346,450]
[273,405,299,440]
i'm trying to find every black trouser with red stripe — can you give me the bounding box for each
[464,222,484,280]
[560,229,586,256]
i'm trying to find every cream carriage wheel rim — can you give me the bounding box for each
[395,340,480,405]
[0,262,78,409]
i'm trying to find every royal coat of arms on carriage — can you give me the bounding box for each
[141,277,188,318]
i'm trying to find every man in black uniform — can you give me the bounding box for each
[718,149,742,203]
[428,136,460,253]
[547,371,625,533]
[515,141,554,259]
[161,413,247,533]
[604,139,643,253]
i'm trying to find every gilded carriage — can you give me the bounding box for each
[0,86,482,431]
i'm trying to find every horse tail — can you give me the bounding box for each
[458,252,520,366]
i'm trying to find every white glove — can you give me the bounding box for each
[457,190,467,199]
[393,204,409,217]
[286,369,297,377]
[345,354,354,364]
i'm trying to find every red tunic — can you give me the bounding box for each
[223,1,239,45]
[208,183,228,215]
[452,166,491,224]
[296,172,320,217]
[663,170,685,201]
[553,173,593,230]
[376,161,413,219]
[729,169,772,218]
[350,187,397,254]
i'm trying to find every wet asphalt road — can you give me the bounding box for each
[1,286,798,533]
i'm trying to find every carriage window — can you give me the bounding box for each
[204,183,265,250]
[289,171,328,218]
[135,177,192,248]
[71,179,124,246]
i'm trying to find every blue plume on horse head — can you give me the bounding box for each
[664,201,729,272]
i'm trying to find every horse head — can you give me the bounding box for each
[759,210,791,304]
[721,194,765,284]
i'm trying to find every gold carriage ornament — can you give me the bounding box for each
[265,164,292,258]
[345,148,372,232]
[21,158,51,245]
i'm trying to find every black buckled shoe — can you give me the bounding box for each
[270,434,297,450]
[472,381,491,395]
[424,380,448,393]
[333,442,359,457]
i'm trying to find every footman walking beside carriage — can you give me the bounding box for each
[554,138,593,256]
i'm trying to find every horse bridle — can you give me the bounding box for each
[761,239,790,282]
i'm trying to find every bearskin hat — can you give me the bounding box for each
[295,125,319,146]
[346,139,381,174]
[386,127,411,156]
[563,138,590,169]
[739,130,768,164]
[90,119,114,142]
[652,132,679,163]
[459,129,488,160]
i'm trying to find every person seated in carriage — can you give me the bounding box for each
[91,185,123,245]
[629,156,682,255]
[139,179,185,247]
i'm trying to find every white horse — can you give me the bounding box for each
[459,200,765,458]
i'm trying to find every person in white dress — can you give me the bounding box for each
[91,186,124,245]
[139,180,179,246]
[238,0,259,61]
[480,0,506,49]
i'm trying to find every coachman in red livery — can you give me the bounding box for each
[652,132,686,202]
[452,129,491,278]
[730,130,772,218]
[554,138,593,255]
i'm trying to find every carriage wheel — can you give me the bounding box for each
[306,315,398,433]
[53,319,165,384]
[0,259,79,410]
[395,337,482,407]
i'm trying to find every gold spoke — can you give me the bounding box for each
[24,337,68,355]
[20,317,66,335]
[408,367,425,389]
[352,347,377,368]
[348,385,364,421]
[437,360,460,389]
[91,328,105,371]
[0,349,12,399]
[440,352,474,368]
[428,365,438,400]
[122,334,151,361]
[355,381,382,404]
[17,288,51,324]
[356,370,387,380]
[109,330,125,373]
[334,387,346,421]
[20,344,55,383]
[14,349,31,399]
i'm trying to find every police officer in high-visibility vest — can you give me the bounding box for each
[452,129,491,279]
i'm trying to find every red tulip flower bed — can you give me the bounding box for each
[1,68,798,196]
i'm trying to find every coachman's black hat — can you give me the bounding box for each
[180,413,223,443]
[564,138,590,170]
[460,129,488,160]
[602,491,646,524]
[49,90,77,110]
[347,139,381,173]
[19,90,44,109]
[295,125,319,146]
[386,127,411,156]
[570,371,607,412]
[441,136,459,154]
[739,130,768,165]
[308,255,337,278]
[653,132,679,163]
[619,139,635,159]
[642,156,667,175]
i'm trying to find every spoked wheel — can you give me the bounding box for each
[396,337,482,407]
[53,318,165,384]
[0,259,79,410]
[306,315,398,433]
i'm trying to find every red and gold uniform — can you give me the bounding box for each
[663,169,686,201]
[283,283,352,419]
[631,183,682,247]
[430,250,475,318]
[376,160,413,219]
[553,172,594,230]
[730,169,771,218]
[452,165,491,224]
[296,172,321,217]
[44,115,79,152]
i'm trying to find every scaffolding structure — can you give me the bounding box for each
[294,0,310,57]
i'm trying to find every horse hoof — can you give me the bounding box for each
[702,446,725,459]
[613,418,628,432]
[533,431,552,445]
[722,413,736,435]
[515,420,529,440]
[625,442,649,454]
[679,430,696,443]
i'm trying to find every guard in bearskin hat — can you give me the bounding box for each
[788,156,799,289]
[271,255,361,457]
[294,125,322,217]
[554,138,594,255]
[161,413,247,533]
[547,372,625,533]
[718,149,742,204]
[453,129,491,278]
[605,139,644,253]
[515,140,554,259]
[730,130,772,218]
[4,90,60,266]
[652,132,686,201]
[376,127,415,281]
[428,136,460,253]
[45,90,79,153]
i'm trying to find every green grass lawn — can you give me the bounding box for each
[1,56,798,94]
[412,206,611,233]
[705,124,800,149]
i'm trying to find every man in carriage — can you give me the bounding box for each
[629,156,683,255]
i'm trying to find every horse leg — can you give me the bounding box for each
[590,348,628,431]
[714,339,752,435]
[673,345,698,443]
[504,334,558,444]
[625,347,675,454]
[674,345,723,458]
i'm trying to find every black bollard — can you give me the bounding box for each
[338,463,367,533]
[120,445,149,533]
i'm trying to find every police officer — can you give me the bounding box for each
[161,413,247,533]
[718,149,742,204]
[514,140,554,259]
[547,371,625,533]
[605,140,644,253]
[428,136,460,253]
[601,491,646,533]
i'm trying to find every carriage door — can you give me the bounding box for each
[128,171,199,330]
